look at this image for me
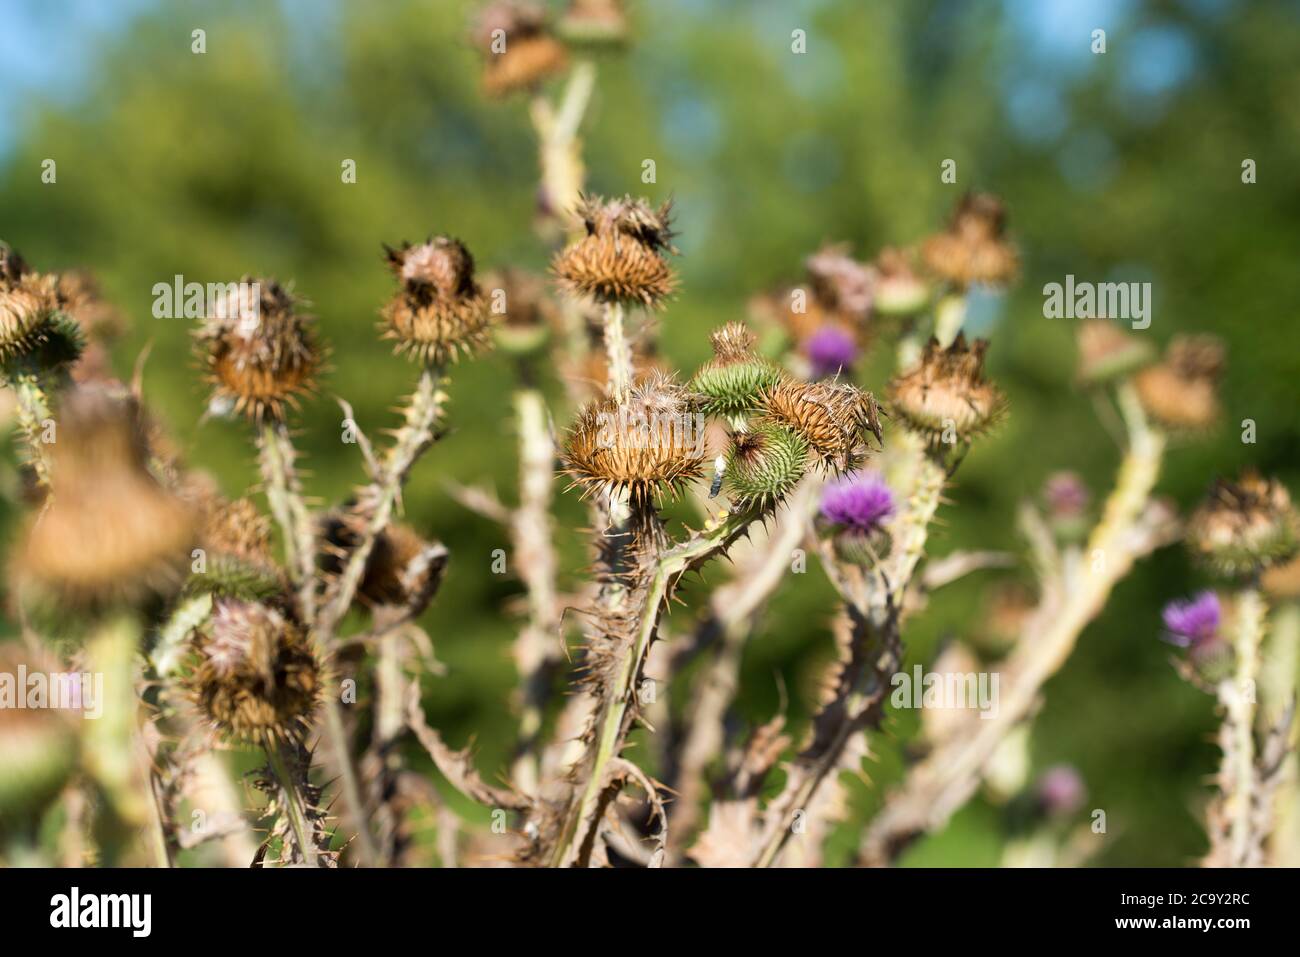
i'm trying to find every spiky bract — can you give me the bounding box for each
[382,237,492,366]
[689,322,783,418]
[563,373,707,509]
[921,192,1019,288]
[195,278,322,424]
[552,195,677,307]
[758,377,882,473]
[723,422,809,509]
[887,333,1006,448]
[191,599,320,746]
[1187,473,1299,579]
[1134,334,1224,433]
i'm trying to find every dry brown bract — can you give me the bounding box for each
[921,192,1019,288]
[1134,334,1223,432]
[759,377,883,472]
[196,278,322,424]
[473,1,569,97]
[888,333,1006,446]
[1187,473,1298,578]
[553,194,677,307]
[191,599,320,745]
[1075,318,1155,385]
[18,386,196,611]
[382,237,492,366]
[563,373,706,509]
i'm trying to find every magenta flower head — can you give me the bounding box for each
[820,471,894,533]
[1161,591,1221,648]
[806,324,858,379]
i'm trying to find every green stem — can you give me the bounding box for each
[12,372,53,487]
[258,422,316,623]
[266,743,320,867]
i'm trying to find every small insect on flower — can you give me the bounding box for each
[16,386,197,614]
[195,278,323,424]
[563,373,707,511]
[552,194,678,308]
[191,599,321,746]
[689,322,783,419]
[887,333,1006,448]
[382,237,493,366]
[1134,334,1224,432]
[1187,473,1299,579]
[472,1,570,98]
[1074,318,1156,386]
[921,192,1019,289]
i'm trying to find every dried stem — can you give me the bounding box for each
[601,300,632,402]
[860,381,1170,864]
[258,421,317,623]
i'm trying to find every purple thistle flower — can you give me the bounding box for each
[1035,764,1086,818]
[820,472,895,533]
[806,325,858,379]
[1161,591,1221,648]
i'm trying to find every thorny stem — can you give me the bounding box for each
[12,371,53,487]
[510,388,562,794]
[859,380,1169,864]
[314,363,445,867]
[265,742,320,867]
[1264,603,1300,865]
[258,422,317,623]
[551,505,762,866]
[1217,586,1265,867]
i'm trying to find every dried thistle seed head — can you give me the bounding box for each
[484,267,556,356]
[0,241,29,283]
[804,243,874,320]
[563,373,707,509]
[473,1,569,97]
[0,272,59,365]
[558,0,629,45]
[921,192,1019,288]
[195,278,322,424]
[17,386,197,612]
[1187,473,1299,578]
[887,333,1006,447]
[54,270,125,341]
[191,599,320,745]
[552,194,677,307]
[758,377,882,473]
[359,523,449,617]
[1075,318,1155,385]
[188,492,283,601]
[1134,334,1224,432]
[689,322,784,418]
[723,422,809,509]
[382,237,492,365]
[872,247,930,316]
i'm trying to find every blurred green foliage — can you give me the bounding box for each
[1,0,1298,865]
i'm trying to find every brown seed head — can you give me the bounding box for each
[804,243,874,320]
[888,333,1006,446]
[196,278,322,424]
[382,237,492,365]
[921,192,1019,288]
[563,373,706,508]
[1134,334,1224,432]
[18,386,197,611]
[552,194,677,307]
[759,377,882,472]
[1075,318,1156,385]
[872,247,930,315]
[359,523,449,617]
[473,1,569,97]
[191,599,320,745]
[1187,473,1298,578]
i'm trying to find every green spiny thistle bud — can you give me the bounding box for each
[723,422,808,508]
[689,322,783,419]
